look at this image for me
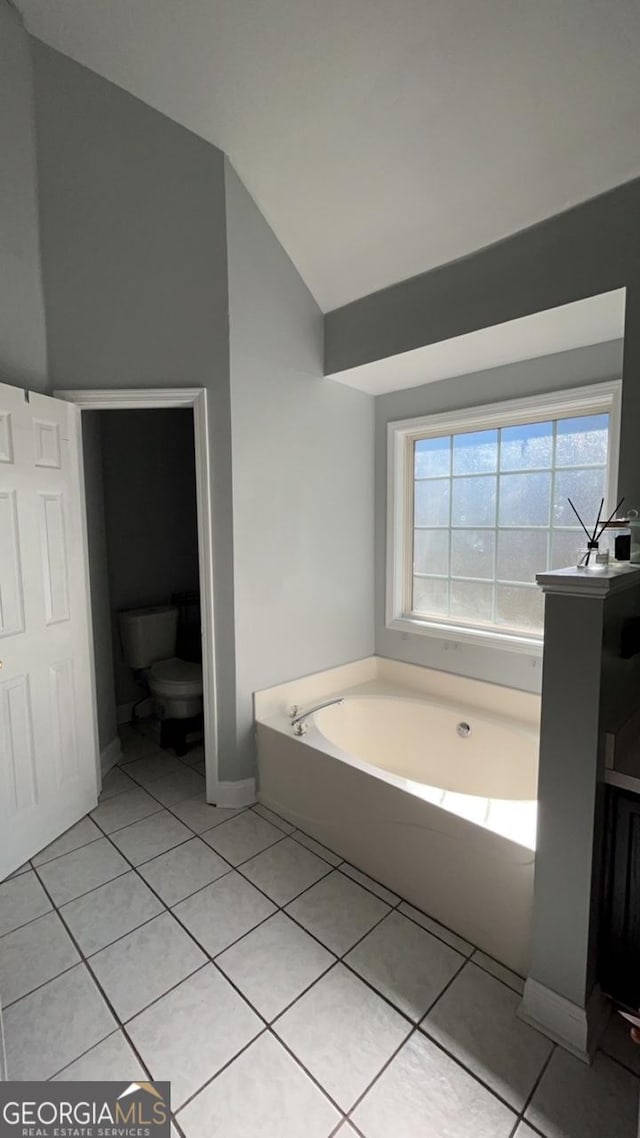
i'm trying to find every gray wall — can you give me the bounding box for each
[225,163,375,780]
[326,176,640,510]
[100,409,199,706]
[30,42,239,777]
[81,412,117,751]
[375,341,624,693]
[0,1,48,391]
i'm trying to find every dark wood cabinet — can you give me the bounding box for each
[600,786,640,1007]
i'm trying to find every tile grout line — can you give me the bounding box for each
[511,1045,556,1134]
[26,861,158,1086]
[84,790,403,1124]
[120,735,640,1112]
[12,804,532,1120]
[13,739,636,1127]
[6,733,459,1107]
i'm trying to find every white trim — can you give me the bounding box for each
[100,736,122,776]
[536,563,640,598]
[386,380,622,651]
[69,401,102,797]
[216,777,256,809]
[56,388,206,410]
[386,615,544,655]
[518,978,610,1062]
[55,387,219,803]
[388,381,622,440]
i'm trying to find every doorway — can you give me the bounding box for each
[55,389,218,802]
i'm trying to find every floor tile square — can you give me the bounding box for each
[217,912,334,1021]
[339,863,400,906]
[346,910,464,1021]
[173,872,276,956]
[99,765,136,801]
[201,811,283,865]
[177,1032,340,1138]
[291,830,342,866]
[118,728,161,762]
[423,961,553,1109]
[128,964,262,1107]
[138,838,229,906]
[3,963,116,1080]
[122,751,188,785]
[37,839,129,905]
[60,870,164,955]
[6,862,31,880]
[32,817,102,865]
[334,1125,359,1136]
[600,1011,640,1076]
[53,1030,148,1081]
[91,786,162,833]
[274,963,411,1109]
[253,803,295,833]
[471,949,525,994]
[352,1030,516,1138]
[525,1048,639,1138]
[109,811,192,865]
[90,911,207,1021]
[286,870,389,955]
[239,837,329,905]
[513,1126,540,1138]
[0,870,52,936]
[397,901,474,955]
[0,910,79,1005]
[181,744,204,767]
[171,796,245,834]
[145,769,206,807]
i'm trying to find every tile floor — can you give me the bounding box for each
[1,724,638,1137]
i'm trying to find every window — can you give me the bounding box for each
[387,382,621,651]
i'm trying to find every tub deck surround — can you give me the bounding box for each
[255,659,541,976]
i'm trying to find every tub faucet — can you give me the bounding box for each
[290,697,344,735]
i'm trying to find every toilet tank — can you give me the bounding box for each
[118,606,178,669]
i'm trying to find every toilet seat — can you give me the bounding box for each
[149,657,203,698]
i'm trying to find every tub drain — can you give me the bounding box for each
[456,722,471,738]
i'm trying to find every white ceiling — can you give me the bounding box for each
[327,290,626,394]
[16,0,640,312]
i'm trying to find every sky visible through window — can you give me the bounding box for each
[412,413,610,635]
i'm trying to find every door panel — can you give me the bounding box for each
[0,382,98,877]
[0,490,25,636]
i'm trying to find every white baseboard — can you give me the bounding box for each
[216,778,256,809]
[518,978,610,1062]
[100,736,123,776]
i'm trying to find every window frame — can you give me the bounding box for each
[386,380,622,654]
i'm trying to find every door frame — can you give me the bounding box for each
[55,388,219,802]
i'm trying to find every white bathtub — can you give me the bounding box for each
[255,658,540,974]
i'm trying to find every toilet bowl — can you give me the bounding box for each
[118,605,203,722]
[149,657,203,720]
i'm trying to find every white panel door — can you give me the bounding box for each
[0,382,98,877]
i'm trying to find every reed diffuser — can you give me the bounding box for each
[569,495,625,570]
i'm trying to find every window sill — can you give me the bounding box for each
[386,615,544,656]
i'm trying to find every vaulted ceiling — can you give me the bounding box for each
[16,0,640,312]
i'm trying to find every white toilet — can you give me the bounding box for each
[118,605,203,721]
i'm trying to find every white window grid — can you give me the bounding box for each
[412,416,610,631]
[386,380,622,653]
